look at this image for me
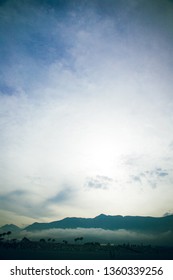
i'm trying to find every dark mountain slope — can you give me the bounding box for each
[24,214,173,232]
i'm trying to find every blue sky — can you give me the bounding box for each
[0,0,173,226]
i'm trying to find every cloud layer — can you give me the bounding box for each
[12,228,173,247]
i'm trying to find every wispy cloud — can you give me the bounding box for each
[47,187,76,204]
[0,190,54,219]
[130,168,169,189]
[84,175,113,190]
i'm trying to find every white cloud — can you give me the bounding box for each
[16,228,173,246]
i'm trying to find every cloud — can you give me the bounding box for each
[16,228,173,246]
[84,175,113,190]
[169,141,173,150]
[131,176,142,184]
[0,190,55,220]
[47,187,75,204]
[163,211,173,217]
[130,168,169,189]
[155,169,168,177]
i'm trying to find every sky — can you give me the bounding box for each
[0,0,173,227]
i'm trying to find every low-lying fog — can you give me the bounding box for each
[8,228,173,246]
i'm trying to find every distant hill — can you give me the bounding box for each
[24,214,173,232]
[0,224,21,232]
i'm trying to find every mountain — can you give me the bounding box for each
[24,214,173,232]
[0,224,21,232]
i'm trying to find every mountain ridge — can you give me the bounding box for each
[0,224,21,232]
[24,214,173,232]
[1,214,173,233]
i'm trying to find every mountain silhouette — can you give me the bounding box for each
[0,224,21,232]
[24,214,173,232]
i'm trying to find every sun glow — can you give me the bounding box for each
[75,121,131,175]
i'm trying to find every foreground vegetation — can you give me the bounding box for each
[0,233,173,260]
